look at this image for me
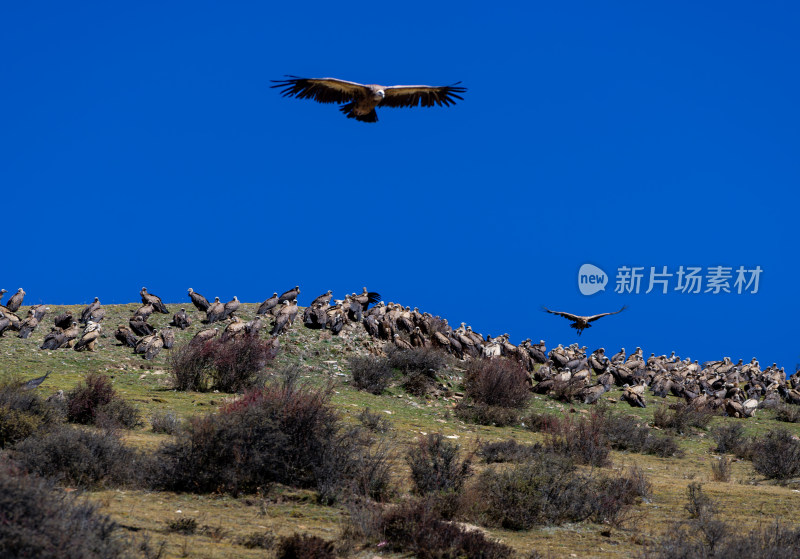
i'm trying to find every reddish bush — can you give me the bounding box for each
[464,358,531,409]
[66,374,115,425]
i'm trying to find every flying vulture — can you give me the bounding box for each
[542,305,627,336]
[271,76,466,123]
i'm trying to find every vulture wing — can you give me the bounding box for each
[586,306,628,323]
[542,307,583,322]
[380,83,466,108]
[271,76,370,104]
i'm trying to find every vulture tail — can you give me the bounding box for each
[340,103,378,123]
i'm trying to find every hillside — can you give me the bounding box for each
[1,300,800,558]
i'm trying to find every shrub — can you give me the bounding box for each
[165,517,197,535]
[711,422,748,455]
[167,341,213,391]
[387,346,449,375]
[454,402,520,427]
[239,531,276,550]
[348,355,392,395]
[464,358,531,408]
[684,482,716,519]
[11,425,146,488]
[275,533,335,559]
[711,455,732,482]
[66,373,116,425]
[401,371,438,397]
[774,403,800,423]
[476,455,649,530]
[95,398,142,429]
[602,412,651,452]
[643,434,684,458]
[0,464,143,559]
[357,407,391,433]
[523,411,562,433]
[406,433,473,495]
[168,335,277,393]
[154,376,387,500]
[209,334,277,392]
[0,384,63,447]
[654,402,715,433]
[478,439,543,463]
[543,412,610,467]
[476,453,593,529]
[750,429,800,481]
[372,500,515,559]
[149,410,180,434]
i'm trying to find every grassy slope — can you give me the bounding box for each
[2,301,800,558]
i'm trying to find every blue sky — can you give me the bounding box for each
[2,2,798,371]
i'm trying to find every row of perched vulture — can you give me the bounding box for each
[2,286,799,417]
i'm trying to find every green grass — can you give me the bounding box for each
[2,301,800,558]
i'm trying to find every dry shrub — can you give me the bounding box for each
[0,464,144,559]
[478,439,543,463]
[711,422,748,455]
[774,403,800,423]
[361,500,515,559]
[165,516,197,535]
[348,355,392,394]
[11,425,146,488]
[750,429,800,481]
[387,346,449,375]
[543,412,610,467]
[66,373,115,424]
[154,376,392,501]
[275,533,335,559]
[149,410,180,434]
[643,434,684,458]
[401,371,438,397]
[168,335,277,393]
[654,402,715,433]
[711,455,732,482]
[524,411,562,432]
[210,334,277,392]
[463,358,531,408]
[407,433,473,495]
[0,383,63,448]
[455,401,520,427]
[357,407,391,433]
[475,454,650,530]
[238,531,276,550]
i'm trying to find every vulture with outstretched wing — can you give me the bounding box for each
[542,306,627,336]
[271,76,466,122]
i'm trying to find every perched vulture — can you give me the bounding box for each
[5,288,25,313]
[74,322,101,352]
[271,76,466,123]
[171,308,191,330]
[80,298,101,325]
[18,314,38,339]
[191,327,218,346]
[133,304,155,320]
[0,289,6,305]
[31,305,49,322]
[115,325,138,348]
[0,312,11,337]
[310,290,333,308]
[188,288,210,312]
[129,316,155,337]
[542,306,627,336]
[40,327,66,350]
[160,327,175,349]
[278,286,300,304]
[205,297,225,324]
[222,296,240,320]
[257,293,279,315]
[140,287,169,314]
